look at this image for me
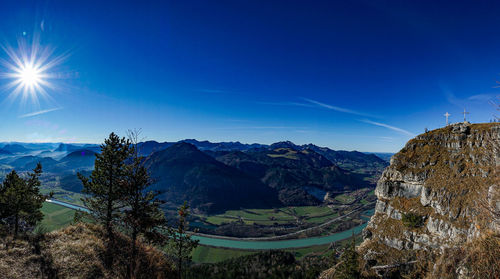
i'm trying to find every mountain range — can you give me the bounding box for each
[140,141,387,213]
[0,139,390,213]
[145,142,280,213]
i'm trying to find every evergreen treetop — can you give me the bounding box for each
[0,163,48,237]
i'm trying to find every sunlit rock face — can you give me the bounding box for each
[359,122,500,276]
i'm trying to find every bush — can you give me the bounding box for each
[333,238,360,279]
[402,213,424,228]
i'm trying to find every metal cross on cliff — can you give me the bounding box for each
[444,112,451,126]
[462,108,470,122]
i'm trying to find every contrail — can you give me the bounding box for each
[19,107,62,118]
[302,98,377,117]
[361,119,415,137]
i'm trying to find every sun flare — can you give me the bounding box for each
[18,63,42,88]
[0,36,66,107]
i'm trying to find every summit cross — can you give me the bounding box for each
[462,108,470,122]
[444,112,451,125]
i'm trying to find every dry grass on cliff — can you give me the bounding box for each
[391,197,433,217]
[431,233,500,279]
[0,223,175,279]
[364,213,408,239]
[359,234,500,279]
[44,223,174,279]
[0,238,44,278]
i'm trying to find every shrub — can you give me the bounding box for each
[402,213,424,228]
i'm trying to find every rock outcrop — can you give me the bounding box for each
[359,122,500,277]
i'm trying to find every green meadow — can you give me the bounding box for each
[39,202,76,232]
[201,205,338,226]
[39,202,359,264]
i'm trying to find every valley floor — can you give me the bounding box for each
[40,200,373,263]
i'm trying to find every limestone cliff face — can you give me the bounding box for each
[359,122,500,274]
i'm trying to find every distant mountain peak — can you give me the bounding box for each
[54,143,101,153]
[54,143,70,152]
[173,141,200,151]
[145,141,280,213]
[66,149,96,157]
[0,149,13,155]
[270,141,298,150]
[149,141,214,164]
[1,144,31,153]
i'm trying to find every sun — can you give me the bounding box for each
[0,35,66,107]
[17,63,42,88]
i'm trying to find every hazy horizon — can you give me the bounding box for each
[0,138,397,154]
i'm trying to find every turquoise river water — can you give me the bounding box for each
[46,199,372,250]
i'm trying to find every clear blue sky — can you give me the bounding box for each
[0,0,498,152]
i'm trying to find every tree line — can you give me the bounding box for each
[0,162,48,238]
[0,132,198,279]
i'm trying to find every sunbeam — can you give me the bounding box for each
[0,34,66,108]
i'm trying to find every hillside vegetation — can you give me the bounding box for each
[0,223,174,279]
[187,250,332,279]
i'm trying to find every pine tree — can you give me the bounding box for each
[167,202,199,279]
[78,132,131,267]
[123,130,167,279]
[0,163,48,238]
[334,236,360,279]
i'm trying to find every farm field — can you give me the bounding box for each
[201,205,339,226]
[40,182,86,205]
[39,202,364,235]
[334,193,356,204]
[39,202,76,231]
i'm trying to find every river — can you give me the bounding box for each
[46,199,372,250]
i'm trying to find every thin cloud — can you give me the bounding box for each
[361,119,415,137]
[256,101,315,108]
[301,98,376,117]
[440,84,465,108]
[216,126,306,130]
[259,98,376,117]
[467,93,497,101]
[441,83,496,106]
[19,107,62,118]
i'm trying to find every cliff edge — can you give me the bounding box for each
[359,122,500,278]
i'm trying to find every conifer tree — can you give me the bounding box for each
[78,132,131,267]
[0,163,48,238]
[167,202,199,279]
[334,235,360,279]
[123,130,166,279]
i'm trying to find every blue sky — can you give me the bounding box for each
[0,0,498,152]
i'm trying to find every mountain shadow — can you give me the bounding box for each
[145,142,281,214]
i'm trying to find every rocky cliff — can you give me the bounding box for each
[359,122,500,277]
